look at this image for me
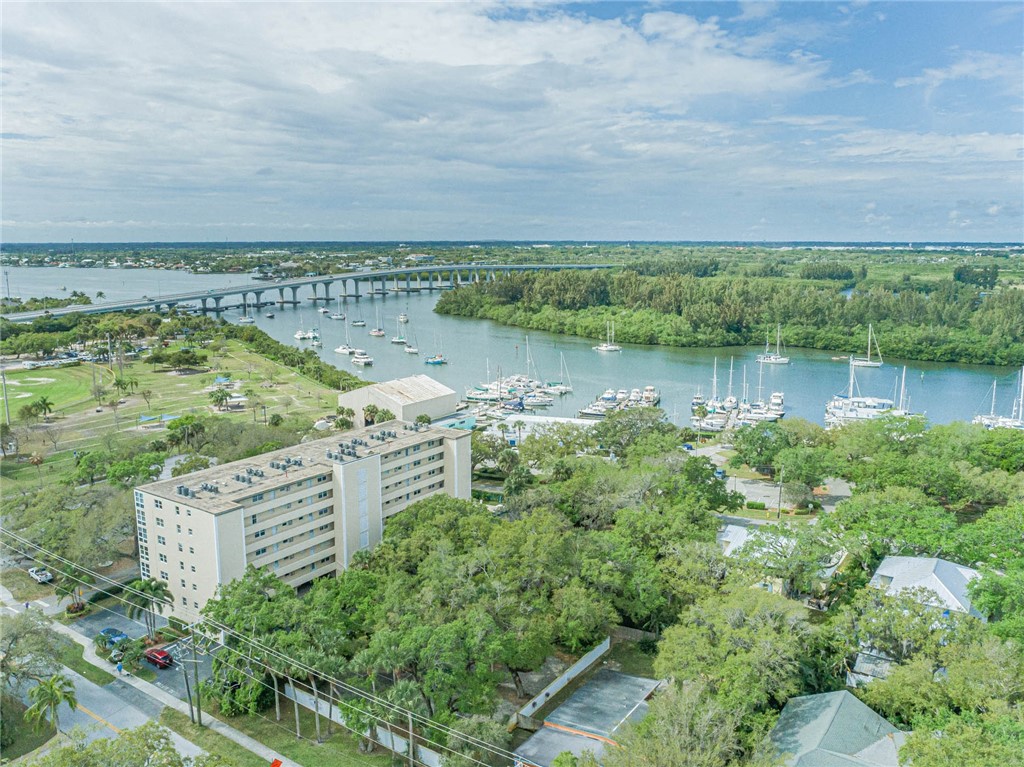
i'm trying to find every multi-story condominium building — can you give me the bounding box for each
[133,420,471,621]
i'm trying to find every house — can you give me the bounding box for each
[847,556,984,686]
[867,556,983,620]
[770,691,905,767]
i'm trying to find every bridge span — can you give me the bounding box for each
[3,263,617,323]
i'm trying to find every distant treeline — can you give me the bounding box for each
[435,270,1024,365]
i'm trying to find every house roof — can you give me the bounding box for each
[771,691,904,767]
[868,556,982,618]
[717,524,751,557]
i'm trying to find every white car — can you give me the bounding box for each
[28,567,53,584]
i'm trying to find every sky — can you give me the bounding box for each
[2,1,1022,243]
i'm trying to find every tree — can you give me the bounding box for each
[362,404,380,426]
[336,406,356,430]
[34,395,54,420]
[496,448,520,476]
[172,453,212,477]
[601,681,776,767]
[28,452,44,485]
[268,412,284,427]
[55,566,94,612]
[377,408,396,422]
[440,714,512,767]
[125,578,172,640]
[471,431,505,473]
[209,388,230,410]
[415,413,432,426]
[26,720,225,767]
[24,673,77,733]
[654,587,811,715]
[0,611,64,694]
[140,388,154,409]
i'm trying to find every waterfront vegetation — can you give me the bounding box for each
[178,409,1024,766]
[435,265,1024,365]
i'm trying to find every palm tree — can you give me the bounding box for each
[35,395,55,419]
[362,404,380,426]
[55,566,93,612]
[512,419,526,446]
[125,578,172,639]
[209,388,230,411]
[29,452,44,486]
[335,406,356,431]
[694,403,708,444]
[25,673,77,733]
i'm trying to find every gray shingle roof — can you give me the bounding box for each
[771,691,903,767]
[868,556,983,618]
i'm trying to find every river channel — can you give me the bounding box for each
[4,266,1020,427]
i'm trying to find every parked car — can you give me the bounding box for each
[144,648,173,669]
[99,627,129,648]
[27,567,53,583]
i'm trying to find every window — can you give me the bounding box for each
[254,547,267,556]
[181,597,187,606]
[141,563,150,578]
[155,517,165,527]
[188,547,194,554]
[178,543,183,552]
[254,529,266,539]
[190,565,196,572]
[175,508,180,516]
[160,570,169,580]
[154,500,163,509]
[251,515,258,525]
[176,524,182,534]
[179,562,184,570]
[157,535,166,546]
[158,554,167,563]
[193,601,199,609]
[180,579,186,588]
[192,584,197,591]
[188,528,193,536]
[138,529,148,543]
[140,545,149,561]
[187,510,192,517]
[252,493,264,503]
[317,490,329,499]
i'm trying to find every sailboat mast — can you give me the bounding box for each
[848,357,855,399]
[775,324,782,355]
[712,358,718,400]
[989,379,997,417]
[899,366,907,411]
[756,359,764,403]
[727,357,734,398]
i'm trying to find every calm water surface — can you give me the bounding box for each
[5,266,1019,427]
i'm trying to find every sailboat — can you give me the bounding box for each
[973,366,1024,430]
[391,317,407,344]
[334,322,356,354]
[756,324,789,364]
[851,324,883,368]
[593,321,622,352]
[404,331,419,354]
[545,352,574,394]
[329,310,345,320]
[351,309,366,327]
[294,321,315,340]
[237,296,255,324]
[425,333,447,365]
[723,357,738,410]
[310,319,323,347]
[369,307,386,337]
[398,306,409,323]
[824,359,906,428]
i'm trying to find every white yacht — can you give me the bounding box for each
[756,324,789,364]
[593,321,622,352]
[851,324,884,368]
[825,360,908,428]
[351,350,373,366]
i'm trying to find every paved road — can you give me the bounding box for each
[24,667,204,757]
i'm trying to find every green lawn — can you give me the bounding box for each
[160,709,269,767]
[0,698,57,761]
[1,339,340,494]
[56,641,116,686]
[209,701,393,767]
[0,568,55,601]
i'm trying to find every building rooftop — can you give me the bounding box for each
[363,374,456,404]
[869,556,982,618]
[138,419,465,514]
[771,691,905,767]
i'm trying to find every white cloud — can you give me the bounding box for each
[894,50,1020,91]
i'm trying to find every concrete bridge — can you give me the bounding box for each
[3,263,617,323]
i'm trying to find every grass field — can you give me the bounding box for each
[1,339,340,494]
[0,699,56,762]
[207,701,393,767]
[56,641,117,686]
[160,709,268,767]
[0,568,54,601]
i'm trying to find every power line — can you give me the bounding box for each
[1,529,521,766]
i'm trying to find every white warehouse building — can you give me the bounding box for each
[134,420,471,621]
[337,374,459,427]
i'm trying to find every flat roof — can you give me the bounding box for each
[137,419,466,514]
[361,375,456,404]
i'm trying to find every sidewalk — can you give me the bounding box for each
[50,622,292,766]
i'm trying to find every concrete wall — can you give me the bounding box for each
[518,637,612,720]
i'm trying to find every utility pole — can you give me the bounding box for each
[1,366,10,426]
[777,465,785,520]
[191,626,203,726]
[181,656,195,723]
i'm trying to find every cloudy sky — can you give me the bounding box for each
[2,1,1021,243]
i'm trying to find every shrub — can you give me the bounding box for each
[746,501,766,510]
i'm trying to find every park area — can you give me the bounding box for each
[1,338,339,494]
